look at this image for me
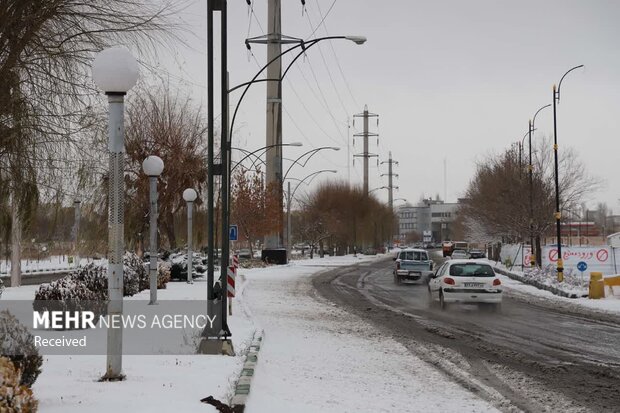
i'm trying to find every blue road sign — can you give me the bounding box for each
[577,261,588,272]
[229,225,238,241]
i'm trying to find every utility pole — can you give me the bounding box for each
[353,105,378,195]
[264,0,283,250]
[246,0,300,264]
[381,152,399,249]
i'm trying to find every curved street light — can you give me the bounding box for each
[552,64,584,282]
[285,169,338,259]
[282,146,340,182]
[369,186,389,194]
[222,36,364,267]
[527,104,551,267]
[230,142,302,173]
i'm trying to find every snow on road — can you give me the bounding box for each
[242,255,498,413]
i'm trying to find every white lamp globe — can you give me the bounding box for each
[92,47,139,93]
[142,156,164,176]
[183,188,198,202]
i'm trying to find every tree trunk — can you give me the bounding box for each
[10,197,21,287]
[165,213,176,249]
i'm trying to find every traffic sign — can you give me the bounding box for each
[229,224,238,241]
[577,261,588,272]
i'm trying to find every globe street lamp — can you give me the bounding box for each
[183,188,198,284]
[552,64,584,282]
[92,46,139,380]
[142,155,164,305]
[285,169,337,259]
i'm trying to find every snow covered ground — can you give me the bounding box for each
[498,273,620,315]
[2,276,256,412]
[241,254,499,413]
[9,251,617,411]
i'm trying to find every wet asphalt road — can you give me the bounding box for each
[313,255,620,413]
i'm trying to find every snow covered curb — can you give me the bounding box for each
[493,266,586,299]
[230,331,263,411]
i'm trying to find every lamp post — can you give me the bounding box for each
[183,188,198,284]
[142,155,164,304]
[92,46,139,380]
[528,104,551,267]
[552,64,584,282]
[230,142,303,174]
[226,35,364,267]
[73,199,81,268]
[285,169,337,259]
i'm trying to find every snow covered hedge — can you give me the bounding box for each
[34,252,156,303]
[0,311,43,388]
[0,356,38,412]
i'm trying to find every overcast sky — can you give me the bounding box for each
[154,0,620,212]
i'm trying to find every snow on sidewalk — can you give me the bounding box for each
[498,273,620,316]
[242,255,498,413]
[2,278,256,412]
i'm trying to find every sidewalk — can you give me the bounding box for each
[240,255,498,413]
[2,277,256,412]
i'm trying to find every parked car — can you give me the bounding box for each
[428,260,502,310]
[468,250,486,259]
[236,249,252,259]
[450,249,469,259]
[393,248,434,284]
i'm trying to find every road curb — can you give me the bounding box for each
[230,330,263,413]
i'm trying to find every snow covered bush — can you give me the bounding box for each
[34,252,148,304]
[158,261,171,289]
[0,356,38,412]
[138,261,171,290]
[0,311,43,388]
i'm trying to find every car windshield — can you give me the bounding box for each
[449,263,495,277]
[400,251,428,261]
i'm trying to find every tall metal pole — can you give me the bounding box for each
[287,181,291,260]
[187,200,194,284]
[528,120,535,267]
[552,84,563,281]
[552,65,583,282]
[105,92,125,379]
[73,199,81,267]
[148,176,158,305]
[219,0,231,336]
[265,0,283,250]
[206,0,215,301]
[363,105,369,195]
[347,116,351,186]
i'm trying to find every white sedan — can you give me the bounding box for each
[428,260,502,311]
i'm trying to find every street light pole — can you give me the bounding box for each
[528,104,551,267]
[142,156,164,305]
[92,46,139,380]
[183,188,198,284]
[552,64,584,282]
[285,169,337,259]
[73,199,81,268]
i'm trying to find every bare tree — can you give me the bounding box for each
[0,0,185,283]
[461,138,600,259]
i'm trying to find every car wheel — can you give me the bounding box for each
[394,273,401,284]
[439,290,448,311]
